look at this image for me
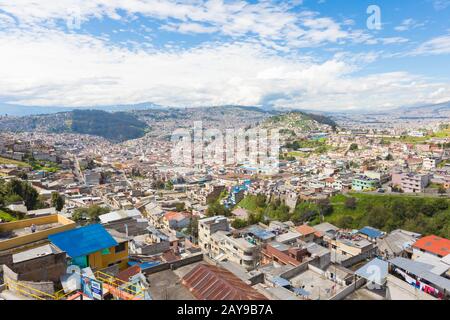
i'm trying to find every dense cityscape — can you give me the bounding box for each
[0,0,450,311]
[0,105,449,301]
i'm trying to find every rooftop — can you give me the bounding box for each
[413,235,450,257]
[181,263,267,300]
[389,257,450,292]
[296,224,316,236]
[48,224,118,258]
[12,243,62,264]
[359,226,384,239]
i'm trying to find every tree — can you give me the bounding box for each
[438,185,447,196]
[349,143,358,151]
[337,216,354,229]
[175,202,186,212]
[317,198,333,217]
[5,179,41,210]
[151,179,165,190]
[207,202,231,217]
[344,197,357,210]
[186,217,199,239]
[366,205,389,230]
[232,219,248,229]
[87,205,110,222]
[72,205,110,224]
[18,172,28,180]
[165,180,174,190]
[385,154,394,161]
[51,192,65,211]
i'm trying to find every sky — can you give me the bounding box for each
[0,0,449,112]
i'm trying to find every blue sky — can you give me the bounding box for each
[0,0,449,111]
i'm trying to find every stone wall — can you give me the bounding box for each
[2,265,55,299]
[328,277,366,300]
[12,251,67,283]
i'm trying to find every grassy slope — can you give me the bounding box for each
[0,156,30,167]
[0,210,17,222]
[238,195,261,212]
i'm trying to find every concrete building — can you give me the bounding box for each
[198,216,258,270]
[352,176,380,191]
[400,173,430,193]
[423,157,442,170]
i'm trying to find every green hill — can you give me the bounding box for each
[263,111,337,131]
[70,110,148,142]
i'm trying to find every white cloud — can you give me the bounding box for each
[394,19,426,32]
[0,27,448,111]
[410,34,450,56]
[0,0,367,48]
[433,0,450,10]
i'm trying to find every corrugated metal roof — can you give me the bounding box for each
[359,226,384,239]
[389,257,450,292]
[355,258,388,285]
[182,264,267,300]
[48,224,118,258]
[247,226,275,241]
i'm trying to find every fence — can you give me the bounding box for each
[328,277,366,300]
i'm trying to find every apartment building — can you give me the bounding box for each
[400,173,430,193]
[198,216,258,270]
[351,176,380,191]
[423,157,442,170]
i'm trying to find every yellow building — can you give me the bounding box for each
[0,214,76,251]
[48,224,129,271]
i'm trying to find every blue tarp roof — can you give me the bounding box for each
[359,226,384,239]
[271,276,290,287]
[128,261,160,270]
[293,287,311,296]
[48,224,118,258]
[355,258,388,286]
[247,226,275,240]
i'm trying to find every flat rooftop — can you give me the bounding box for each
[146,262,203,300]
[290,269,344,300]
[0,222,63,241]
[344,288,385,300]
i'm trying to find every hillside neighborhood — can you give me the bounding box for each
[0,107,449,301]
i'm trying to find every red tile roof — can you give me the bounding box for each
[296,224,316,236]
[413,235,450,257]
[164,211,187,222]
[182,264,267,300]
[116,265,141,283]
[262,244,301,267]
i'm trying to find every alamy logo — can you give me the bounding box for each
[66,7,82,30]
[367,5,382,30]
[171,121,280,174]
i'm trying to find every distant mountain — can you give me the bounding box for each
[70,110,148,142]
[0,102,163,117]
[262,111,337,131]
[0,109,149,142]
[0,105,336,142]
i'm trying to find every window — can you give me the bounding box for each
[115,242,126,253]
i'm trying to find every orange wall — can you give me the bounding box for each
[87,242,129,271]
[0,214,76,251]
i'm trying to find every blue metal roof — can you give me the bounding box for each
[271,276,290,287]
[293,287,311,296]
[355,258,388,286]
[359,226,384,239]
[48,224,118,258]
[128,261,160,270]
[247,226,275,240]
